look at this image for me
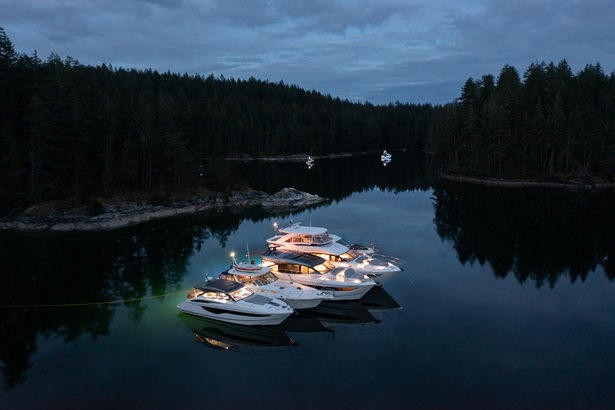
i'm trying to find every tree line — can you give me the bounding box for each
[0,28,440,211]
[431,60,615,180]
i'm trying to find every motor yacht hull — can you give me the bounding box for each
[365,269,400,285]
[177,299,293,326]
[248,288,326,310]
[274,273,375,301]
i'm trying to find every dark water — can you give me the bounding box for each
[1,151,614,409]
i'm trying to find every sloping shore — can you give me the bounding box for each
[440,173,615,189]
[0,188,325,232]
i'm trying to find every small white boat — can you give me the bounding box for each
[267,223,402,285]
[177,279,294,326]
[306,157,314,168]
[260,250,376,301]
[381,150,392,161]
[218,257,331,310]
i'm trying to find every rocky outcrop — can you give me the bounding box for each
[0,188,325,232]
[261,188,323,208]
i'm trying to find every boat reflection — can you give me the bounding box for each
[179,313,298,355]
[313,300,377,324]
[360,286,404,321]
[279,311,336,341]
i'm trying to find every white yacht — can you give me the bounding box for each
[260,250,376,301]
[177,279,294,326]
[306,157,314,168]
[329,233,375,255]
[218,257,331,310]
[266,223,401,285]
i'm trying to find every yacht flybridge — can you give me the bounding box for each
[218,257,332,310]
[267,223,401,285]
[260,250,376,301]
[177,279,294,326]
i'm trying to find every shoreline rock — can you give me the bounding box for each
[0,188,326,233]
[440,173,615,190]
[211,151,367,162]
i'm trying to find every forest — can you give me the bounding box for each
[431,60,615,180]
[0,28,439,212]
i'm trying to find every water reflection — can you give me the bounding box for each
[204,150,436,201]
[177,286,403,354]
[0,217,238,390]
[2,150,614,396]
[179,313,296,350]
[432,181,615,287]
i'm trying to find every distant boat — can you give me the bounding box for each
[381,150,392,166]
[306,157,314,168]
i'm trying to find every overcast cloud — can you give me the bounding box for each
[2,0,614,105]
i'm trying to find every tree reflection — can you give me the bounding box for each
[432,182,615,287]
[0,216,238,390]
[209,150,437,202]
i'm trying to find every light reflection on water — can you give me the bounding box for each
[1,152,614,409]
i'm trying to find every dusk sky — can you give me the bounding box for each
[2,0,614,105]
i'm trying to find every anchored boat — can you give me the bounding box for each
[177,279,294,326]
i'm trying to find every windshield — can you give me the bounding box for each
[288,233,331,244]
[236,272,278,286]
[228,287,254,301]
[336,237,350,246]
[313,260,335,273]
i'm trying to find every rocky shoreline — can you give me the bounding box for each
[440,173,615,189]
[0,187,326,233]
[216,152,357,162]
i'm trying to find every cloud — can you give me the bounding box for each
[1,0,614,104]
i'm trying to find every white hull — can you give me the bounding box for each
[248,287,326,310]
[282,297,324,310]
[274,273,374,301]
[177,300,292,326]
[369,269,399,285]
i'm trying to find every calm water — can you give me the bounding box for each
[1,152,614,409]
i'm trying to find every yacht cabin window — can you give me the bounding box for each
[228,287,253,301]
[203,291,230,300]
[313,260,335,273]
[187,288,204,299]
[287,233,331,244]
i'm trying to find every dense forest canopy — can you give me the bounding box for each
[432,60,615,180]
[0,28,439,211]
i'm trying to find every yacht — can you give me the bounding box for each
[218,257,332,310]
[266,223,402,285]
[306,157,314,167]
[260,249,376,301]
[177,279,294,326]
